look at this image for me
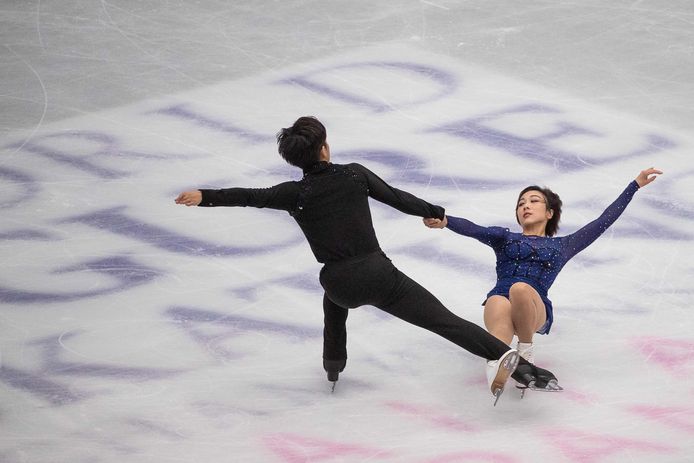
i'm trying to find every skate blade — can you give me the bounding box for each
[528,379,563,392]
[515,385,527,399]
[490,351,519,405]
[492,387,503,406]
[330,381,336,393]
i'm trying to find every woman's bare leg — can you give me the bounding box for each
[508,282,547,343]
[484,284,546,345]
[483,295,515,345]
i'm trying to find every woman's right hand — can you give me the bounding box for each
[423,216,448,229]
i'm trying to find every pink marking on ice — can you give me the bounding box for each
[263,433,394,463]
[561,389,597,405]
[627,404,694,434]
[423,450,518,463]
[465,376,487,387]
[385,401,478,432]
[632,337,694,378]
[545,428,675,463]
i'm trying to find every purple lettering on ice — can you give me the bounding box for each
[61,207,302,256]
[607,219,692,240]
[0,166,40,206]
[266,149,513,190]
[279,61,457,112]
[125,419,184,439]
[430,104,676,170]
[33,332,183,380]
[152,104,273,143]
[0,256,160,304]
[5,130,189,180]
[645,198,694,222]
[0,229,53,240]
[0,365,86,405]
[7,136,126,179]
[168,306,320,338]
[167,307,320,359]
[393,242,492,274]
[47,130,191,160]
[337,149,515,189]
[560,202,691,240]
[0,332,184,405]
[271,274,323,293]
[229,274,322,301]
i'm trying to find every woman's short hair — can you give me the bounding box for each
[516,185,563,237]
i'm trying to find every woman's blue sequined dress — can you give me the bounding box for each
[445,181,640,334]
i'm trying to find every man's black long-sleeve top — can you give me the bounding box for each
[199,161,445,263]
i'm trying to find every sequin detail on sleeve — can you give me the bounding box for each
[560,180,639,261]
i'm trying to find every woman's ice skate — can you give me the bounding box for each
[486,349,520,406]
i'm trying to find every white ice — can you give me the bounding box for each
[1,2,694,462]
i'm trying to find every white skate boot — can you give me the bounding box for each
[517,342,535,363]
[486,349,520,406]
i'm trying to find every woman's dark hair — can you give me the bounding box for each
[276,116,326,169]
[516,185,563,237]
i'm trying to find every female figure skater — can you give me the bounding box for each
[423,167,661,385]
[175,116,557,403]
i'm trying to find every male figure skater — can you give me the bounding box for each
[175,116,559,403]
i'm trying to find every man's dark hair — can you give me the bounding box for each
[276,116,326,169]
[516,185,563,237]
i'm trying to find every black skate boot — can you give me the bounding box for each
[323,359,346,392]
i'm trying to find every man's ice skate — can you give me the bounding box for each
[513,363,563,393]
[515,342,534,398]
[323,359,346,393]
[486,349,520,406]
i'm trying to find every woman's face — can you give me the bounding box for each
[516,190,553,231]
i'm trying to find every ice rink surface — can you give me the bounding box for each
[2,1,694,462]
